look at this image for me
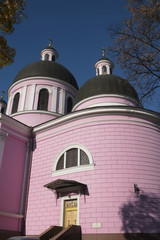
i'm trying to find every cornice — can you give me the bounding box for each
[8,76,78,95]
[73,94,142,111]
[33,106,160,135]
[10,110,62,118]
[0,113,31,139]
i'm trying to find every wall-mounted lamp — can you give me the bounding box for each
[134,184,140,195]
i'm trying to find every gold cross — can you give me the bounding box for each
[49,38,53,47]
[1,90,5,99]
[102,47,105,56]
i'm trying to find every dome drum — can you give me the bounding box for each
[7,78,77,126]
[41,46,59,61]
[73,95,141,111]
[95,58,114,75]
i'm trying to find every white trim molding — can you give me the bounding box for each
[72,94,142,111]
[0,211,24,219]
[34,106,160,136]
[36,85,52,94]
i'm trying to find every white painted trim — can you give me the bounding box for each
[8,77,78,95]
[20,86,27,111]
[83,102,129,108]
[10,110,61,117]
[0,114,30,138]
[36,85,52,94]
[0,211,24,219]
[6,96,11,115]
[51,86,58,112]
[2,126,29,141]
[8,94,14,115]
[53,164,94,177]
[53,144,94,176]
[54,144,94,168]
[72,94,141,111]
[41,48,58,61]
[34,106,160,136]
[12,90,22,97]
[28,84,36,110]
[60,194,80,227]
[59,89,66,114]
[35,115,160,145]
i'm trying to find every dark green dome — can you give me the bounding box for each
[74,74,139,105]
[13,60,78,90]
[43,45,56,51]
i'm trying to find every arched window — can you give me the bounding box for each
[102,65,107,74]
[97,68,99,75]
[110,68,112,74]
[52,55,55,61]
[67,97,73,114]
[1,108,4,114]
[37,88,49,111]
[56,148,89,170]
[11,92,20,114]
[53,145,94,176]
[45,54,49,61]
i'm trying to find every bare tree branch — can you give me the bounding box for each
[108,0,160,104]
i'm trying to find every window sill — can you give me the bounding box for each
[52,164,95,176]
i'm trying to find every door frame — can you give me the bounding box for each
[60,194,80,227]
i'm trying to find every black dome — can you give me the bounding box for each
[13,60,78,90]
[74,74,139,105]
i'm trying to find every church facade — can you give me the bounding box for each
[0,43,160,240]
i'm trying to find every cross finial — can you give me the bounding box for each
[102,47,105,57]
[1,90,5,100]
[49,38,53,47]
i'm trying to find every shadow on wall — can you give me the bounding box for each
[119,193,160,240]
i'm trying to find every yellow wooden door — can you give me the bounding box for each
[64,199,77,228]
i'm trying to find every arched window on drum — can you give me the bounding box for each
[44,53,49,61]
[37,88,49,111]
[102,65,107,75]
[67,97,73,114]
[11,92,20,114]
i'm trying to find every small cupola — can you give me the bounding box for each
[41,39,58,62]
[95,48,114,75]
[0,91,7,114]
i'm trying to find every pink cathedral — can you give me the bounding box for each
[0,42,160,240]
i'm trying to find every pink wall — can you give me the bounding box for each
[12,112,58,127]
[26,112,160,235]
[0,119,30,232]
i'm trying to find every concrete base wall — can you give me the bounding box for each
[0,230,22,240]
[82,233,160,240]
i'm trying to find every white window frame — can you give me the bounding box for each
[60,194,80,227]
[52,144,94,176]
[36,85,52,94]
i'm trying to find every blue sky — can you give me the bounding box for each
[1,0,156,111]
